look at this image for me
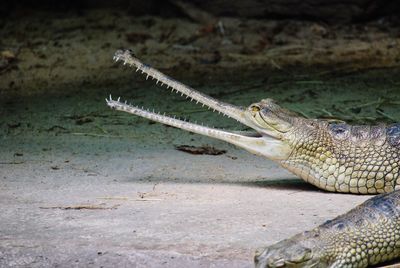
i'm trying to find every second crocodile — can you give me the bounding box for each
[255,190,400,267]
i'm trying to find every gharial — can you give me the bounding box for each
[106,49,400,268]
[106,49,400,195]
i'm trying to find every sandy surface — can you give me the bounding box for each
[1,8,400,268]
[2,74,399,267]
[0,117,370,267]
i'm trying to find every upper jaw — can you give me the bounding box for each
[113,49,249,125]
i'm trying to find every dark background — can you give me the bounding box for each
[2,0,400,23]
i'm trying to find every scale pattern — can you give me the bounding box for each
[255,190,400,267]
[281,122,400,194]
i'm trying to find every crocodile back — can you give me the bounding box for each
[318,190,400,266]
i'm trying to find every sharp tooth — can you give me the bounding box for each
[109,94,112,100]
[146,75,149,80]
[117,97,120,102]
[160,82,164,86]
[123,61,127,65]
[136,68,140,72]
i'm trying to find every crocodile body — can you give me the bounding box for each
[106,49,400,194]
[255,190,400,267]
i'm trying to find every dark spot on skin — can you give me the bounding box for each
[321,219,347,230]
[370,125,385,140]
[387,123,400,147]
[354,218,365,227]
[370,197,397,216]
[350,126,370,141]
[328,123,349,140]
[334,222,346,230]
[365,192,399,217]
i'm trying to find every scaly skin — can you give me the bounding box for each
[106,49,400,194]
[281,121,400,194]
[255,190,400,268]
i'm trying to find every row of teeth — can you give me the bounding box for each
[113,54,233,118]
[113,55,170,88]
[106,94,216,128]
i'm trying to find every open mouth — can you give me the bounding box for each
[106,49,291,160]
[107,50,262,137]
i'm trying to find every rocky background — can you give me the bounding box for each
[1,0,400,96]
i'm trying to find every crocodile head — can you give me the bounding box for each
[254,230,329,268]
[239,97,305,159]
[246,98,300,139]
[106,50,306,161]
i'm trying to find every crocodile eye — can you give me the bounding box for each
[251,105,260,112]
